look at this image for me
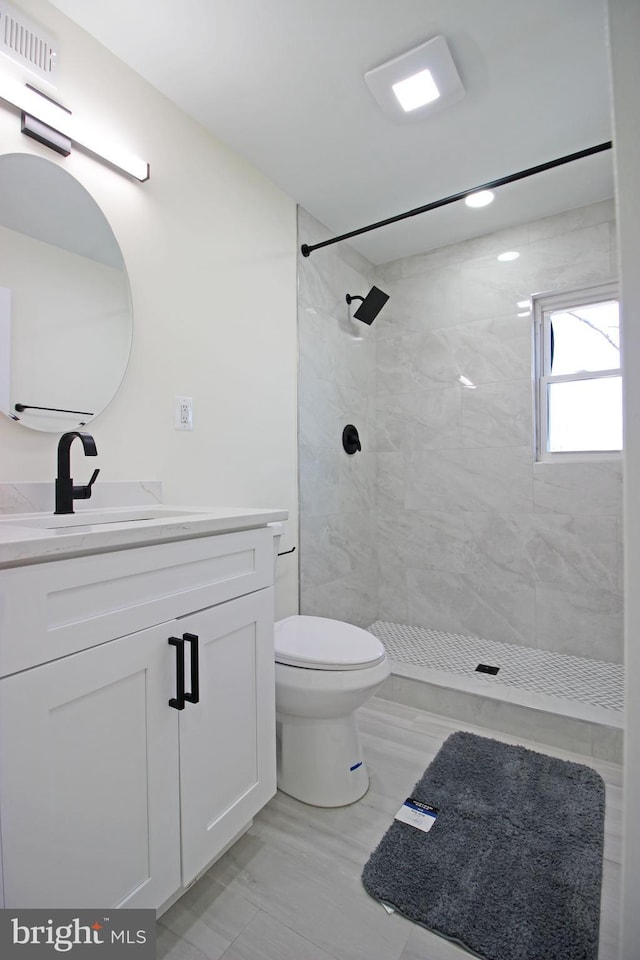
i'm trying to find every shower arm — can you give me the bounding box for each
[300,141,613,258]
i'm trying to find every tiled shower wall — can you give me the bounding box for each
[375,200,622,662]
[297,208,378,626]
[298,199,623,662]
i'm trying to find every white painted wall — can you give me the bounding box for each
[0,0,299,616]
[608,1,640,955]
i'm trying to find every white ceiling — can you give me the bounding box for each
[50,0,614,265]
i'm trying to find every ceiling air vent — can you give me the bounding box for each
[0,1,57,84]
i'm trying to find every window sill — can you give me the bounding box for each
[535,451,623,464]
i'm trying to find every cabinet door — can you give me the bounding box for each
[178,588,276,885]
[0,623,181,909]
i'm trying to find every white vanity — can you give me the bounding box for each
[0,502,287,912]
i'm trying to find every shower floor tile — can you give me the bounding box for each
[368,620,624,712]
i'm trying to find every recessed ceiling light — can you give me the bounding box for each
[465,190,494,208]
[392,69,440,111]
[517,300,530,308]
[365,35,465,123]
[497,251,520,262]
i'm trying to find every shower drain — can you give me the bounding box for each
[475,663,500,675]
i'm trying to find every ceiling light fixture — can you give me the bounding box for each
[517,300,530,308]
[0,75,149,181]
[465,190,494,208]
[497,251,520,262]
[392,69,439,112]
[365,35,464,123]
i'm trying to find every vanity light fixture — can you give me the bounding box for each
[21,111,70,156]
[0,74,149,181]
[364,35,464,122]
[465,190,494,208]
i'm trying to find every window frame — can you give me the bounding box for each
[533,281,621,462]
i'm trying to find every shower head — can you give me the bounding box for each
[345,285,390,325]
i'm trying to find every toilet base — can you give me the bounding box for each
[276,712,369,807]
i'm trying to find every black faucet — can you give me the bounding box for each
[55,432,100,515]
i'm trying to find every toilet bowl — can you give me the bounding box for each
[274,614,390,807]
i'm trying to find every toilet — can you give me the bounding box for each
[274,614,390,807]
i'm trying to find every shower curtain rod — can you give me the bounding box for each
[300,140,613,258]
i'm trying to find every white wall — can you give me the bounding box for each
[608,1,640,955]
[0,0,299,616]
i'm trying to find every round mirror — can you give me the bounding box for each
[0,153,132,432]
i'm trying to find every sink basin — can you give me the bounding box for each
[0,506,202,530]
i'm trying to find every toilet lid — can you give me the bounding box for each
[275,616,386,670]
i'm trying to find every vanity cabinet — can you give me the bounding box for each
[175,589,276,886]
[0,524,277,910]
[0,619,182,909]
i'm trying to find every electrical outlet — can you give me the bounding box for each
[175,396,193,430]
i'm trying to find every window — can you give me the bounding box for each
[534,282,621,460]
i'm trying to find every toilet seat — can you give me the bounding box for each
[275,615,386,671]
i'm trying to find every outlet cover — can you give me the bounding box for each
[174,396,193,430]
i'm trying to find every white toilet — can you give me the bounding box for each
[274,614,390,807]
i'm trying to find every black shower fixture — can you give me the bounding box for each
[342,424,361,454]
[345,285,390,325]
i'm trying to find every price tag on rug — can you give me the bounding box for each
[394,797,438,833]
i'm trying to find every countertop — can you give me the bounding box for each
[0,504,288,568]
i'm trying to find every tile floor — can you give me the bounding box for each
[157,698,622,960]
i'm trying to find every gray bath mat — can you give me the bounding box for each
[362,731,605,960]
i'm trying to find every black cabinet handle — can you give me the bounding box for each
[168,636,185,710]
[183,632,200,704]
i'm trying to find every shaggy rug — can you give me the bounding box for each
[362,731,605,960]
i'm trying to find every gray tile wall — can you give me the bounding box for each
[375,200,622,662]
[297,208,378,627]
[298,200,623,662]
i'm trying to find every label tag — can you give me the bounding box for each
[394,797,438,833]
